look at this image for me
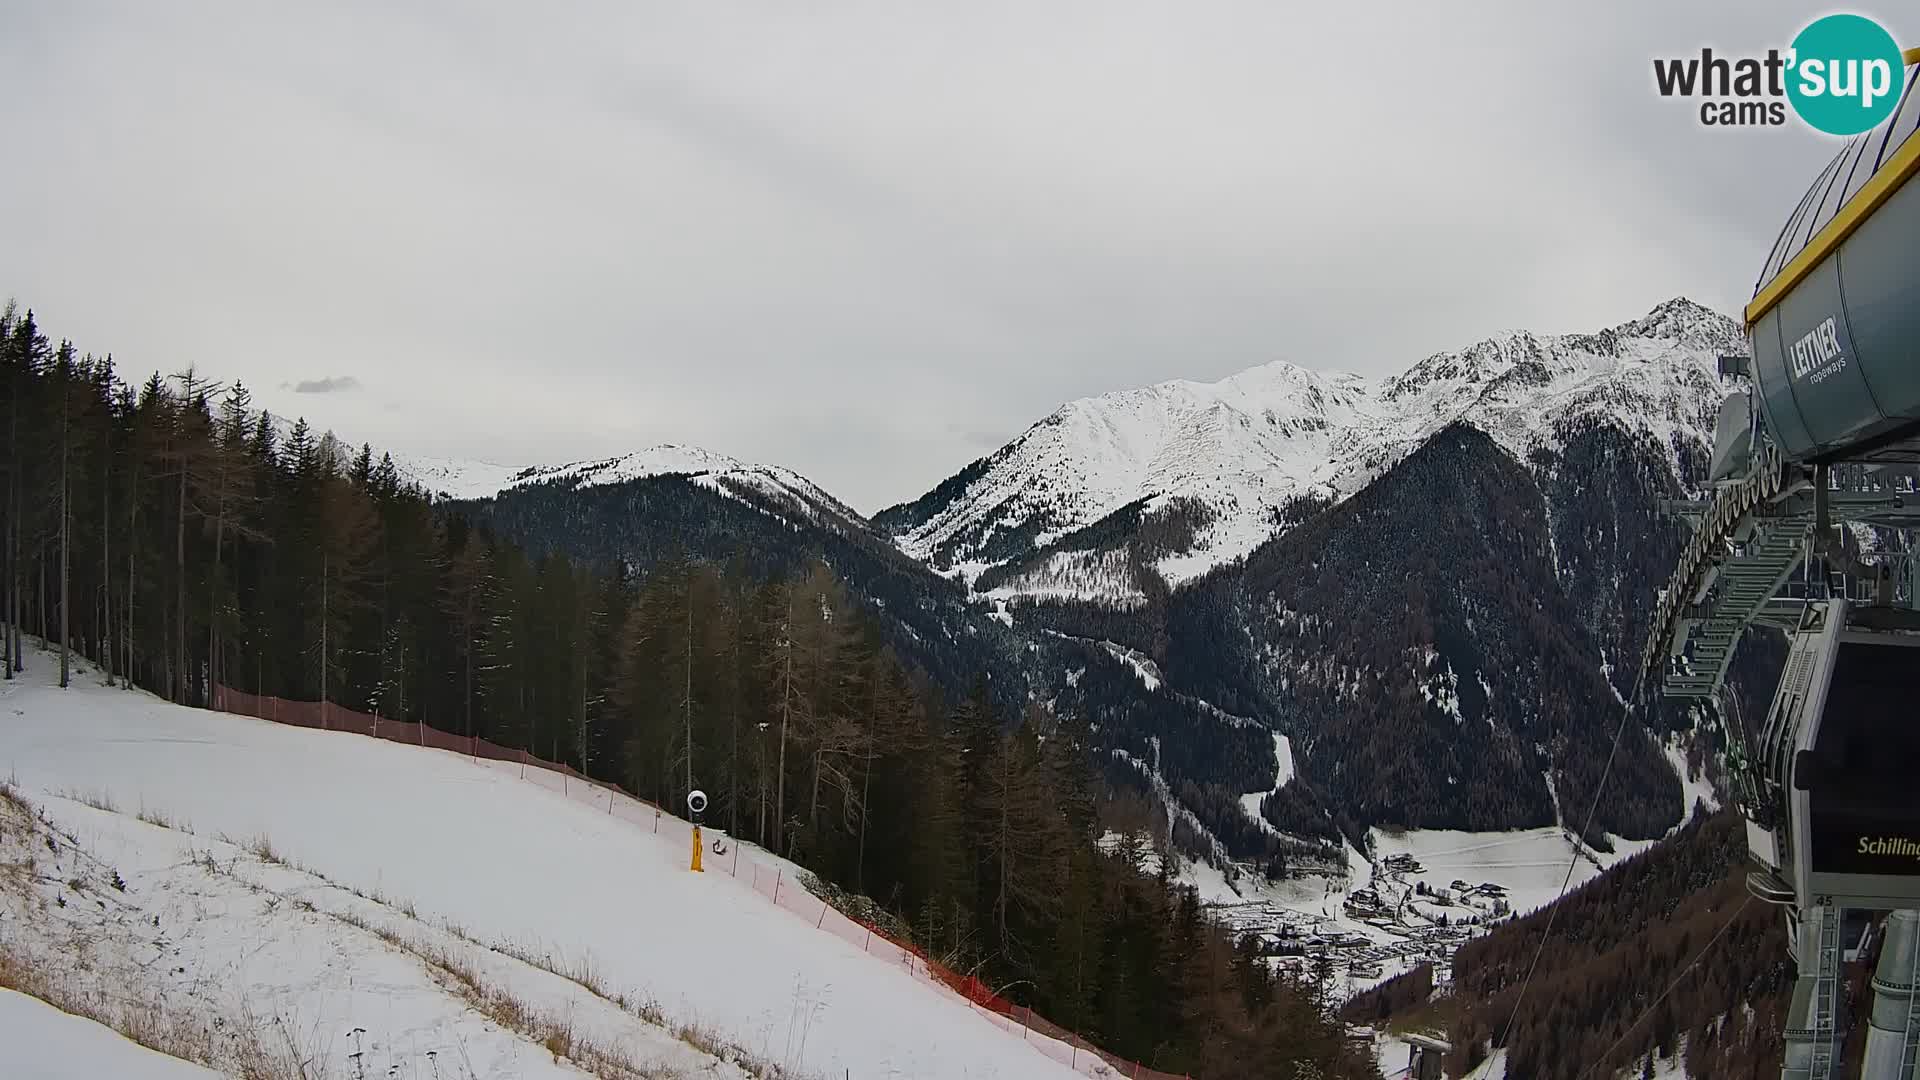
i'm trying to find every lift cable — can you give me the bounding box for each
[1571,895,1752,1080]
[1495,695,1638,1051]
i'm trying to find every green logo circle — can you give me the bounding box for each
[1786,14,1906,135]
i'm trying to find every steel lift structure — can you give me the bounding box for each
[1639,49,1920,1080]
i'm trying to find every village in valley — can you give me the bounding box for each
[1187,843,1521,997]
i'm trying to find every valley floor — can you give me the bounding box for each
[1186,811,1669,1000]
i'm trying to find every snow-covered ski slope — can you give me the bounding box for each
[1,776,752,1079]
[0,652,1088,1080]
[0,989,221,1080]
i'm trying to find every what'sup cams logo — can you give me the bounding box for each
[1654,13,1907,134]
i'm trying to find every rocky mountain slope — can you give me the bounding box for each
[1164,422,1691,841]
[877,298,1743,606]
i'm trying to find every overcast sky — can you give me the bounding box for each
[2,2,1893,511]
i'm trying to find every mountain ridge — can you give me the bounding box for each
[877,296,1741,603]
[375,297,1738,610]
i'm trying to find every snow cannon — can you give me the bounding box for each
[688,789,709,873]
[1746,51,1920,467]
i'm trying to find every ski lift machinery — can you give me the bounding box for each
[1639,48,1920,1080]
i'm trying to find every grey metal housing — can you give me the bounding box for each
[1751,70,1920,465]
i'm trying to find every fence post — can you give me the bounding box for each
[731,842,740,876]
[816,903,827,929]
[774,869,782,903]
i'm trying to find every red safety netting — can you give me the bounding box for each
[210,685,1191,1080]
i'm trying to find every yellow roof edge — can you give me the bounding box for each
[1745,127,1920,328]
[1907,46,1920,65]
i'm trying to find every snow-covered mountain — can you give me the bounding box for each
[397,443,868,532]
[878,298,1742,601]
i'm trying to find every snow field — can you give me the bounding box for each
[1237,732,1295,833]
[0,651,1097,1079]
[0,786,746,1079]
[0,987,224,1080]
[1662,738,1721,824]
[1366,826,1656,919]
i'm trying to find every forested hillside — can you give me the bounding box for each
[0,302,1376,1079]
[449,465,1037,717]
[1351,811,1790,1079]
[451,425,1346,875]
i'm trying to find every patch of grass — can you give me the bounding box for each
[60,788,117,815]
[358,918,750,1078]
[248,834,283,866]
[135,804,191,834]
[0,783,318,1078]
[0,778,33,816]
[284,870,785,1078]
[560,953,611,1001]
[0,924,309,1078]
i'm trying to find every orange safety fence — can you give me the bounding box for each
[209,686,1193,1080]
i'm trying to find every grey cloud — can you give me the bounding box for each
[289,376,362,395]
[0,0,1880,512]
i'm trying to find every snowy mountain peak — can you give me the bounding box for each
[395,443,865,528]
[504,444,756,490]
[883,298,1741,600]
[1613,295,1745,352]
